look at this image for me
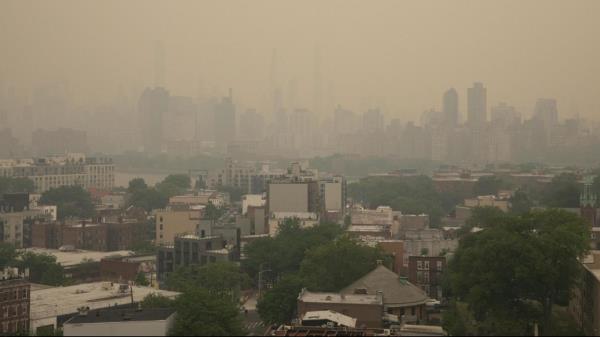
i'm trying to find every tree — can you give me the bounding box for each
[216,186,244,203]
[447,209,589,335]
[0,243,18,269]
[348,175,449,227]
[169,288,245,336]
[205,202,225,222]
[40,186,95,220]
[166,262,250,301]
[541,173,581,208]
[18,252,65,286]
[242,221,343,282]
[473,176,508,196]
[257,274,304,325]
[135,272,149,286]
[141,293,175,309]
[128,187,168,212]
[510,189,534,215]
[465,206,510,230]
[127,178,148,194]
[300,237,389,292]
[0,177,34,195]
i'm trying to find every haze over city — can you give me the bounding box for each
[2,0,600,121]
[3,2,600,336]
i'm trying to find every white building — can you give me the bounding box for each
[30,282,179,334]
[0,153,115,193]
[63,307,176,337]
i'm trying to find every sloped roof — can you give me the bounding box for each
[341,265,429,307]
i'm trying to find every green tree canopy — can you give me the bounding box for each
[169,288,245,336]
[447,209,589,335]
[18,252,65,286]
[256,274,304,325]
[0,243,18,269]
[141,289,245,336]
[541,173,581,208]
[348,176,450,226]
[300,236,389,292]
[242,220,343,282]
[510,189,534,215]
[473,176,509,196]
[0,177,34,195]
[40,185,95,220]
[166,262,250,301]
[127,178,148,194]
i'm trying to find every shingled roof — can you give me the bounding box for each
[340,265,429,308]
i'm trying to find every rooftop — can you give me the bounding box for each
[23,248,134,267]
[64,307,176,325]
[31,282,180,322]
[302,310,357,328]
[298,289,382,306]
[341,265,429,307]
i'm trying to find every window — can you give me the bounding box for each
[437,261,443,272]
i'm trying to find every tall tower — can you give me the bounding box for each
[581,175,598,228]
[467,82,487,127]
[443,88,459,127]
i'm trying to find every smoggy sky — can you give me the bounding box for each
[1,0,599,121]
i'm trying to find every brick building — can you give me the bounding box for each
[297,289,384,328]
[0,268,30,335]
[31,220,145,252]
[408,256,446,300]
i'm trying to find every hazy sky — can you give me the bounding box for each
[1,0,599,121]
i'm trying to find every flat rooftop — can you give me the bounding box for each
[31,282,180,322]
[298,290,382,306]
[23,248,134,267]
[65,308,176,324]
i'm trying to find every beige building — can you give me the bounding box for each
[155,207,210,246]
[464,195,509,212]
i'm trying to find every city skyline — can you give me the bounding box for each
[1,0,600,121]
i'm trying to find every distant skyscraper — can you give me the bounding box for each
[467,82,487,127]
[214,89,236,152]
[491,102,520,128]
[139,87,169,153]
[443,88,459,126]
[154,40,166,88]
[533,98,558,127]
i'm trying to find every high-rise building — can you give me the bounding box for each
[443,88,459,127]
[533,98,559,128]
[467,82,487,127]
[214,90,236,152]
[139,87,169,154]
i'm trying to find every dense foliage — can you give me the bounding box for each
[40,185,95,220]
[0,177,34,195]
[0,244,65,286]
[445,209,589,335]
[348,176,452,226]
[141,289,245,336]
[127,175,190,211]
[247,219,389,325]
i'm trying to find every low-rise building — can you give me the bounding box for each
[297,289,384,328]
[63,307,176,337]
[30,282,179,334]
[341,264,430,324]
